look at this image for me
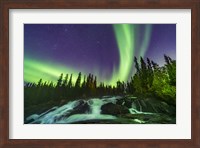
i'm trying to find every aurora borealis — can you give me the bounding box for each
[24,24,176,85]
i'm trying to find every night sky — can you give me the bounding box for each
[24,24,176,85]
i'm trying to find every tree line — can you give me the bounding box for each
[25,55,176,112]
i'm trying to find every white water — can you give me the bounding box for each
[88,98,104,114]
[87,96,120,115]
[28,100,82,124]
[129,108,153,115]
[129,102,153,115]
[57,114,116,124]
[26,96,153,124]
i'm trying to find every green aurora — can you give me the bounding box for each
[24,24,152,86]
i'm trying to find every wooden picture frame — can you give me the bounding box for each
[0,0,199,147]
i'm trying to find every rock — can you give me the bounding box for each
[116,98,132,108]
[146,113,176,124]
[123,98,133,108]
[116,98,125,106]
[130,98,176,115]
[25,114,39,123]
[68,100,90,116]
[120,113,176,124]
[25,118,35,124]
[101,103,129,116]
[116,96,138,108]
[115,97,176,123]
[134,100,156,112]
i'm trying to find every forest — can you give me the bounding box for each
[24,55,176,120]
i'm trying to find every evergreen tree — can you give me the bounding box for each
[37,79,42,87]
[151,60,159,70]
[164,55,176,86]
[24,54,176,118]
[67,74,73,88]
[62,74,68,87]
[56,73,63,87]
[82,75,86,88]
[147,58,154,88]
[75,72,82,88]
[134,57,140,73]
[94,76,97,88]
[140,57,148,92]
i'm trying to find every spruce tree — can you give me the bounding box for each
[134,57,140,73]
[75,72,82,88]
[37,79,42,87]
[67,74,73,88]
[62,74,68,87]
[56,73,63,87]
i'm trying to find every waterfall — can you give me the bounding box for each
[87,98,105,114]
[26,96,155,124]
[55,98,118,124]
[27,100,81,124]
[27,96,120,124]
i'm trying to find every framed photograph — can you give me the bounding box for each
[23,23,176,125]
[0,0,199,147]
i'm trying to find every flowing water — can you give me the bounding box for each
[26,96,156,124]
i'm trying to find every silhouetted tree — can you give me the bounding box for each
[75,72,81,88]
[37,79,43,87]
[62,74,68,87]
[24,55,176,119]
[67,74,73,88]
[134,57,140,73]
[56,73,63,87]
